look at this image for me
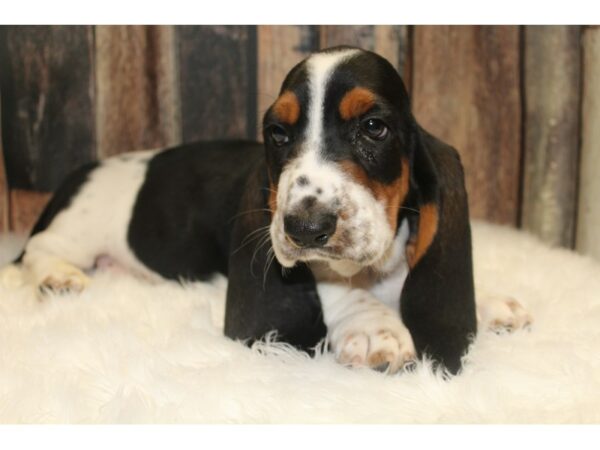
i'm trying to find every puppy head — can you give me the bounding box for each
[263,47,415,276]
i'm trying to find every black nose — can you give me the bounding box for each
[284,212,337,248]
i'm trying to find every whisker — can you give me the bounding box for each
[227,208,272,224]
[241,225,271,241]
[262,247,276,289]
[260,187,278,195]
[399,206,420,214]
[383,204,421,214]
[231,226,271,255]
[250,233,273,277]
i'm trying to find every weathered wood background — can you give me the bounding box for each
[0,25,595,260]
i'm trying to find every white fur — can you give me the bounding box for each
[0,221,599,423]
[317,283,416,373]
[368,220,410,310]
[305,49,359,149]
[313,220,413,372]
[21,150,161,291]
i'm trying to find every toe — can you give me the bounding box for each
[337,333,369,367]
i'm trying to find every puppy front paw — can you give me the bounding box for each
[331,304,416,374]
[478,296,532,332]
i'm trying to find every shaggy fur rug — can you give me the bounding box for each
[0,221,599,423]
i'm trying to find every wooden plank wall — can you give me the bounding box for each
[179,26,257,141]
[522,26,581,248]
[577,27,600,260]
[0,25,96,232]
[0,98,8,233]
[412,26,521,225]
[0,25,596,261]
[95,26,180,157]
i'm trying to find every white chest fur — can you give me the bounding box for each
[312,220,415,373]
[311,219,410,310]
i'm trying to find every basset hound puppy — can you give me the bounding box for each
[11,46,530,375]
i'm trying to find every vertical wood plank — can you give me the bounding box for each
[256,25,318,139]
[374,25,411,89]
[0,26,96,192]
[577,27,600,260]
[320,25,378,48]
[412,26,521,225]
[320,25,410,83]
[522,26,581,248]
[9,189,51,234]
[178,26,257,142]
[95,25,181,158]
[0,97,9,233]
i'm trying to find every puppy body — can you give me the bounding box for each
[15,47,480,374]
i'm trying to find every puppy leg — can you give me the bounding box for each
[22,231,95,295]
[318,283,416,374]
[477,290,532,332]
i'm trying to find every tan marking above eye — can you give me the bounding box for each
[272,90,300,125]
[339,87,376,121]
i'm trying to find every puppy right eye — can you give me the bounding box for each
[270,125,290,146]
[360,118,389,141]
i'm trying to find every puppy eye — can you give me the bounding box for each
[270,125,290,146]
[361,118,389,140]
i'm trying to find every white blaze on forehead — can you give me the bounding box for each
[278,49,360,211]
[305,48,360,153]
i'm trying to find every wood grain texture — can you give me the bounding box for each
[320,25,410,83]
[9,189,51,234]
[412,26,521,225]
[0,26,96,192]
[522,26,581,248]
[179,26,257,142]
[95,26,181,157]
[0,103,8,233]
[577,28,600,260]
[257,26,318,139]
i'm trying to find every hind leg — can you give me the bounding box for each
[22,230,96,295]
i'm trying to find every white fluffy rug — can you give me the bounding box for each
[0,221,599,423]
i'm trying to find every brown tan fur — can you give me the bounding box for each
[406,203,439,268]
[272,91,300,125]
[339,87,376,120]
[339,159,410,231]
[268,182,278,215]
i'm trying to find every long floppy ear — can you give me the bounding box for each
[400,125,477,374]
[224,161,326,353]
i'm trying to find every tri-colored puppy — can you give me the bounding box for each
[11,46,525,375]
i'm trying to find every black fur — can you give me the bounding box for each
[127,140,263,281]
[401,128,477,373]
[125,140,328,351]
[224,165,326,351]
